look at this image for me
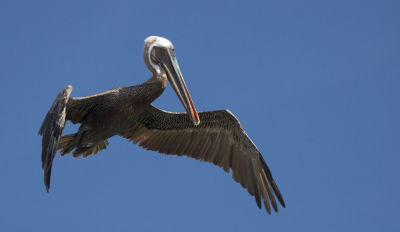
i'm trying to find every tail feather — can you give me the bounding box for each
[58,134,76,155]
[57,133,109,158]
[72,140,109,158]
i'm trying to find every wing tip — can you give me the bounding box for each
[278,195,286,208]
[39,85,72,193]
[258,154,286,210]
[44,169,51,193]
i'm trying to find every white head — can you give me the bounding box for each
[142,36,200,125]
[144,36,175,75]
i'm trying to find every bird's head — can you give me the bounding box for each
[143,36,200,126]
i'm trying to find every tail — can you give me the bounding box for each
[58,134,76,155]
[58,133,109,158]
[39,85,72,192]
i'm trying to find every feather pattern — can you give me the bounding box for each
[38,85,72,192]
[120,105,286,212]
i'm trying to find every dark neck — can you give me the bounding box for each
[140,72,168,103]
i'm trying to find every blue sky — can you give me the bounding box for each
[1,0,399,231]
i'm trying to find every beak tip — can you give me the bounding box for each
[193,119,200,126]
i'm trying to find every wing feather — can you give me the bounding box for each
[120,105,285,212]
[39,85,72,192]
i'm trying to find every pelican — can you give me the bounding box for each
[39,36,285,213]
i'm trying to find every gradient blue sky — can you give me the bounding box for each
[1,0,399,231]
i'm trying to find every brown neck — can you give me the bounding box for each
[138,75,165,104]
[146,72,167,90]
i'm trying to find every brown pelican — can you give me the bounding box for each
[39,36,285,213]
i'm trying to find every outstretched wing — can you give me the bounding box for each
[39,85,72,192]
[121,105,285,213]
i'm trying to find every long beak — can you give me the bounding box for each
[155,47,200,125]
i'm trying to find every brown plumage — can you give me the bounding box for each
[39,36,285,213]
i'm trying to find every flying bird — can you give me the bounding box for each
[39,36,285,213]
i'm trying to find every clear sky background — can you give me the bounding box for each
[1,0,399,231]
